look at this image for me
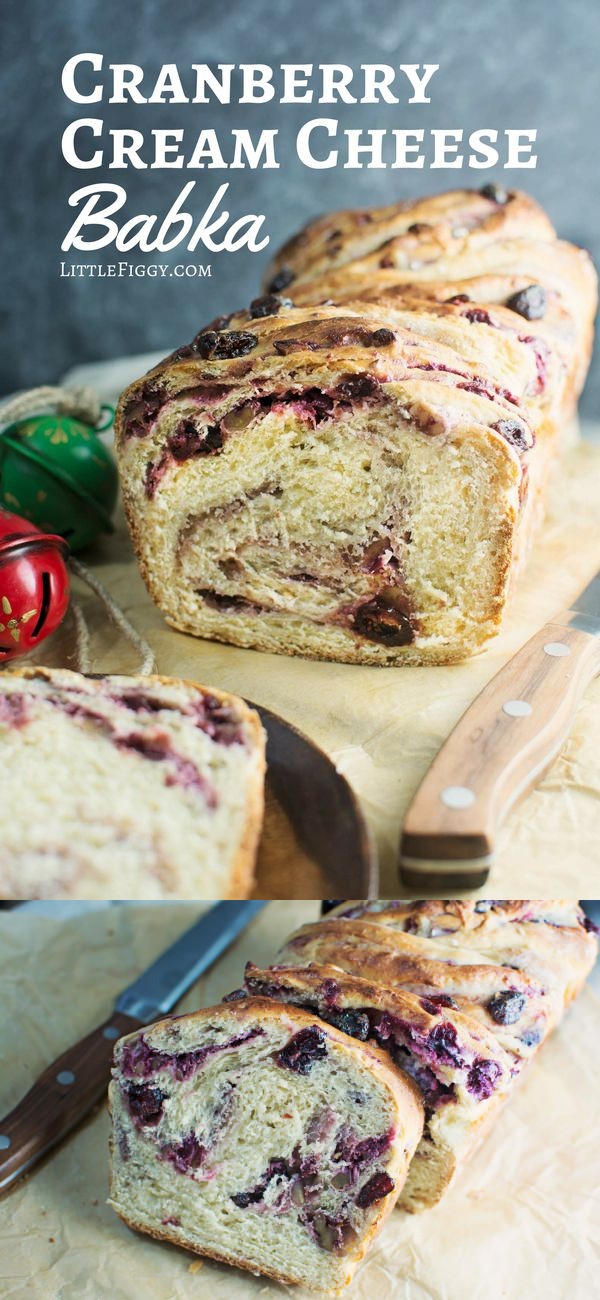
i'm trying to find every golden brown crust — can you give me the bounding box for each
[324,901,598,1003]
[278,917,534,991]
[265,189,556,289]
[114,186,596,666]
[328,898,590,928]
[277,919,562,1052]
[114,298,541,435]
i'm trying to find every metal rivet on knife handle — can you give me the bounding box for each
[0,1011,140,1199]
[502,699,533,717]
[0,902,267,1198]
[440,786,476,809]
[400,614,600,883]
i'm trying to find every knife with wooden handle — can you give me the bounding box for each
[0,900,265,1196]
[399,571,600,887]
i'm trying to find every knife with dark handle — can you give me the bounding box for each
[399,571,600,887]
[0,900,265,1196]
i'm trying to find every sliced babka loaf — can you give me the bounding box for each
[0,667,265,899]
[326,901,599,1008]
[277,920,563,1067]
[115,186,596,665]
[108,999,424,1294]
[239,961,514,1211]
[115,298,543,666]
[265,186,596,377]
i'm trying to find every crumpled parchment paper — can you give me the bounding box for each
[32,358,600,895]
[0,904,598,1300]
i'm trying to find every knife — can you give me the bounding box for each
[0,900,265,1196]
[399,569,600,887]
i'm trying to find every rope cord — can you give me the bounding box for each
[70,558,157,677]
[71,600,92,674]
[0,385,105,430]
[0,383,154,677]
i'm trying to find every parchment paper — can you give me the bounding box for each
[39,359,600,894]
[0,904,598,1300]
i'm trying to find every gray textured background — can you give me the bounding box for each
[2,0,599,413]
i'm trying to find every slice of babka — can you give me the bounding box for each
[238,961,514,1211]
[109,999,424,1294]
[0,667,265,899]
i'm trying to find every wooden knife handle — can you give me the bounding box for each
[400,622,600,872]
[0,1010,138,1197]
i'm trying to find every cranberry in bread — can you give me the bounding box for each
[240,961,514,1212]
[108,999,424,1295]
[115,186,596,665]
[0,667,265,899]
[277,916,590,1069]
[274,903,597,1212]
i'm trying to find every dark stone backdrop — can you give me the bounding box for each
[1,0,598,414]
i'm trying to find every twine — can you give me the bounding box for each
[70,559,157,677]
[0,384,104,430]
[0,383,156,677]
[71,600,92,674]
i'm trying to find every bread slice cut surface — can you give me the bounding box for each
[109,999,424,1294]
[0,667,265,900]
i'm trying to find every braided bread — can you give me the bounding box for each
[115,185,596,664]
[325,899,597,1005]
[265,189,556,293]
[108,902,596,1287]
[274,900,597,1210]
[108,998,424,1294]
[241,961,514,1212]
[279,922,558,1063]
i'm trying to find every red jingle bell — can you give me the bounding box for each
[0,507,70,663]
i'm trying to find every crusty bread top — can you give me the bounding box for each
[242,961,514,1084]
[328,899,594,933]
[277,919,558,1030]
[264,188,557,289]
[114,293,544,492]
[261,187,596,396]
[325,901,599,986]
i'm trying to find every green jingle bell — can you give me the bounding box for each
[0,410,119,552]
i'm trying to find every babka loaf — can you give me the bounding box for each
[278,920,559,1068]
[325,900,598,1007]
[274,901,597,1213]
[108,904,596,1286]
[265,187,595,370]
[240,961,514,1211]
[116,185,596,665]
[0,667,265,899]
[108,999,424,1294]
